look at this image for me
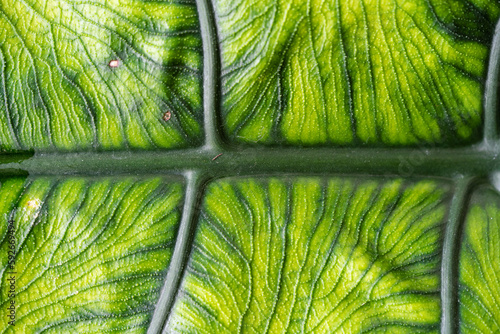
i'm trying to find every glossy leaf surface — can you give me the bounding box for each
[168,177,451,333]
[216,0,499,146]
[459,184,500,333]
[0,177,184,333]
[0,0,203,152]
[0,0,500,333]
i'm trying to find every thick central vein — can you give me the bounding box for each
[0,146,497,178]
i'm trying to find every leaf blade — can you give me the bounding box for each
[0,176,184,333]
[459,184,500,333]
[167,176,452,333]
[0,0,203,152]
[217,0,500,146]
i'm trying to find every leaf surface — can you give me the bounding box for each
[0,0,500,333]
[0,0,203,152]
[216,0,499,145]
[167,177,451,333]
[0,177,184,333]
[459,184,500,333]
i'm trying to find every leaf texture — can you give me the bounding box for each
[167,177,452,333]
[0,0,203,152]
[0,176,184,333]
[1,0,500,332]
[459,184,500,333]
[216,0,500,146]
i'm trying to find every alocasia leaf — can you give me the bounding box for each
[459,184,500,333]
[0,0,499,333]
[0,0,203,152]
[0,177,184,332]
[216,0,500,146]
[167,177,450,333]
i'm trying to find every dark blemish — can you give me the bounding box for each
[162,111,171,121]
[212,153,223,161]
[108,60,120,68]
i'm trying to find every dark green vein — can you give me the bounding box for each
[196,0,222,150]
[335,0,356,139]
[484,17,500,145]
[441,176,472,334]
[1,147,499,178]
[147,171,205,334]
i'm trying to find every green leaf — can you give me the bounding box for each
[0,0,203,152]
[167,177,450,333]
[217,0,498,145]
[0,176,184,332]
[1,0,500,333]
[459,184,500,333]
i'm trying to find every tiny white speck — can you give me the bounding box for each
[108,60,120,68]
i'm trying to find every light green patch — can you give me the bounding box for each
[217,0,499,146]
[167,177,451,333]
[459,185,500,334]
[0,0,202,152]
[0,176,184,333]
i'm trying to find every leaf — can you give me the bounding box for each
[0,0,500,333]
[0,0,203,152]
[0,176,184,332]
[167,177,450,333]
[459,184,500,333]
[217,0,499,145]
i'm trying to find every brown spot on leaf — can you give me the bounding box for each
[163,111,171,121]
